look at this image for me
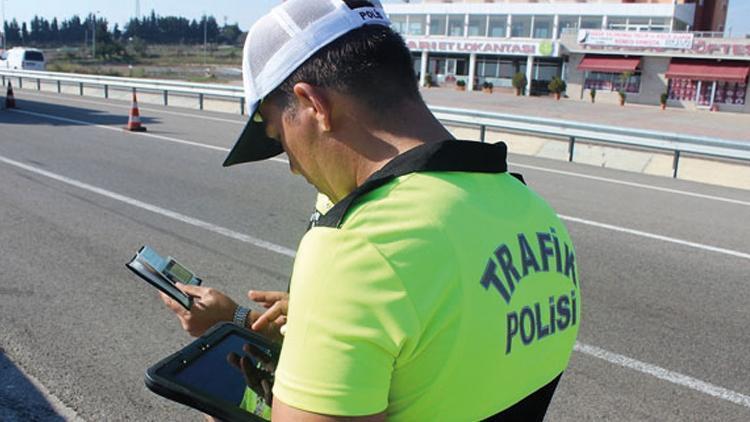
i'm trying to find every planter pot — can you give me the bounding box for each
[456,86,466,91]
[515,88,521,96]
[660,103,666,110]
[554,92,561,100]
[482,88,493,94]
[590,98,596,104]
[619,99,625,106]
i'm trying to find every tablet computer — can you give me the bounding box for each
[126,245,202,310]
[145,323,280,421]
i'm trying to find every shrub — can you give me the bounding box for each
[548,77,567,94]
[660,92,669,105]
[512,72,527,92]
[482,81,494,90]
[456,79,466,87]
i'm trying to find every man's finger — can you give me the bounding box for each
[251,302,285,331]
[175,282,206,297]
[160,292,187,315]
[248,290,287,307]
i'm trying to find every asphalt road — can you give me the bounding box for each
[1,91,749,421]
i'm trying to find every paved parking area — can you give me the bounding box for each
[421,87,750,141]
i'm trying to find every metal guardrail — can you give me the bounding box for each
[431,106,750,178]
[2,69,749,178]
[0,69,246,113]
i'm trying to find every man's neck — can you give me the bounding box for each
[323,99,454,203]
[353,102,454,188]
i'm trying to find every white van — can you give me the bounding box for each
[0,48,46,70]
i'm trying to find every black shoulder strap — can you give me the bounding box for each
[316,141,510,229]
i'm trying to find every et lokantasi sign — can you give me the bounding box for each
[578,30,694,50]
[405,37,557,57]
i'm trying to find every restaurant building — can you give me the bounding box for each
[562,26,749,112]
[384,0,749,112]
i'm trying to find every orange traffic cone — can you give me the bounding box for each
[124,92,147,132]
[6,82,16,109]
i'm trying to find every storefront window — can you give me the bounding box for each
[584,71,641,93]
[533,17,553,39]
[478,59,499,78]
[499,60,516,78]
[488,15,508,38]
[668,79,697,101]
[429,14,447,36]
[714,81,747,105]
[390,15,406,34]
[558,16,579,38]
[468,15,488,37]
[669,79,748,106]
[408,15,426,36]
[580,16,603,30]
[534,60,561,81]
[448,15,465,37]
[511,15,532,38]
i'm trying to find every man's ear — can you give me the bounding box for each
[292,82,332,132]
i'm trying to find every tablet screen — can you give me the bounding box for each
[173,333,249,405]
[146,324,277,421]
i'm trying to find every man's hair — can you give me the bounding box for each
[273,19,421,115]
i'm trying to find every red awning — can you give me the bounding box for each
[577,55,641,73]
[665,60,750,83]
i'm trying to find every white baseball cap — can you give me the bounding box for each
[223,0,391,167]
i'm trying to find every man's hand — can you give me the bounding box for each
[160,283,238,337]
[247,290,289,332]
[227,343,276,405]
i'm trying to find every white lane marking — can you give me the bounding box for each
[19,90,246,125]
[511,162,750,207]
[11,108,750,261]
[1,155,749,408]
[560,214,750,261]
[15,99,749,208]
[11,109,230,153]
[575,342,750,409]
[0,154,297,258]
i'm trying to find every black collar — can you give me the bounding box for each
[316,140,509,228]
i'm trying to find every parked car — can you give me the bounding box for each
[0,47,46,70]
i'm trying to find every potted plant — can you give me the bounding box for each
[589,88,596,103]
[618,90,627,106]
[456,79,466,91]
[548,77,566,100]
[659,92,668,110]
[512,72,527,96]
[482,81,494,94]
[424,73,433,88]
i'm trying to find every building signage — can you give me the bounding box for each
[405,37,557,57]
[578,30,694,49]
[573,40,750,59]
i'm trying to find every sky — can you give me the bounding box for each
[1,0,748,36]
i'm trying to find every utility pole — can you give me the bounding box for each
[1,0,7,52]
[92,14,96,59]
[91,10,100,59]
[203,14,207,66]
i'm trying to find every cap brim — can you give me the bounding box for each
[223,102,284,167]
